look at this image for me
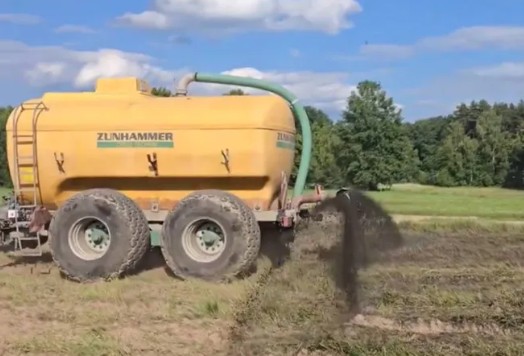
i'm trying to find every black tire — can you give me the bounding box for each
[161,189,261,281]
[48,188,150,282]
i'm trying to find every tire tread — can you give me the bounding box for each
[161,189,261,281]
[49,188,150,282]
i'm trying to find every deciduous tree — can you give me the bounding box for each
[337,80,417,190]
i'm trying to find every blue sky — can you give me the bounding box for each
[1,0,524,121]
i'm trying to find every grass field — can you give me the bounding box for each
[303,183,524,220]
[0,185,523,354]
[232,221,524,355]
[1,211,523,354]
[365,184,524,220]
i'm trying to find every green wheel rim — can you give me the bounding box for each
[68,217,111,261]
[181,218,227,263]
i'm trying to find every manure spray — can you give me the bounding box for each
[297,189,404,314]
[227,189,405,354]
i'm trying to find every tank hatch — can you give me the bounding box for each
[95,77,152,94]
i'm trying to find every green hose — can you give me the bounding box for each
[193,72,312,198]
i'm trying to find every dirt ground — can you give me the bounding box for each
[1,197,524,355]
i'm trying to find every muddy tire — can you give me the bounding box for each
[48,189,150,282]
[161,189,261,281]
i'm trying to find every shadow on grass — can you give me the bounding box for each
[0,232,51,266]
[0,251,54,265]
[0,230,295,283]
[129,227,294,281]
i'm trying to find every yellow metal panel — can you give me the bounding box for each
[5,77,296,212]
[95,77,152,94]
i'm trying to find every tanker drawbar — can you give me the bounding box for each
[0,72,344,283]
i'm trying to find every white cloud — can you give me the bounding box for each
[217,67,357,111]
[0,13,41,25]
[468,61,524,80]
[0,40,181,89]
[419,26,524,51]
[55,25,96,34]
[26,62,68,86]
[402,63,524,120]
[394,103,404,111]
[115,0,362,35]
[351,25,524,61]
[72,50,176,88]
[117,11,171,30]
[0,41,355,113]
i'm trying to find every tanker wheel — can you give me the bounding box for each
[161,189,261,281]
[48,188,150,282]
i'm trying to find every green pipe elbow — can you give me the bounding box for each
[191,72,312,198]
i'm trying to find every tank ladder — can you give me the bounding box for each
[11,101,47,257]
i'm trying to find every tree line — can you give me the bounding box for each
[0,81,522,190]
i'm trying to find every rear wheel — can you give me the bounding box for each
[48,189,150,282]
[161,190,261,281]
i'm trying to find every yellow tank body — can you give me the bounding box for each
[6,77,296,213]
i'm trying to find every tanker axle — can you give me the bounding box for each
[0,187,329,282]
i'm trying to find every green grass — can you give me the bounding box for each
[301,183,524,220]
[0,195,523,354]
[229,218,524,355]
[366,184,524,219]
[0,249,261,355]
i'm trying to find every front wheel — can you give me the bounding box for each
[48,189,150,282]
[161,190,261,281]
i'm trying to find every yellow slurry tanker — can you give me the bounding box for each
[0,72,339,282]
